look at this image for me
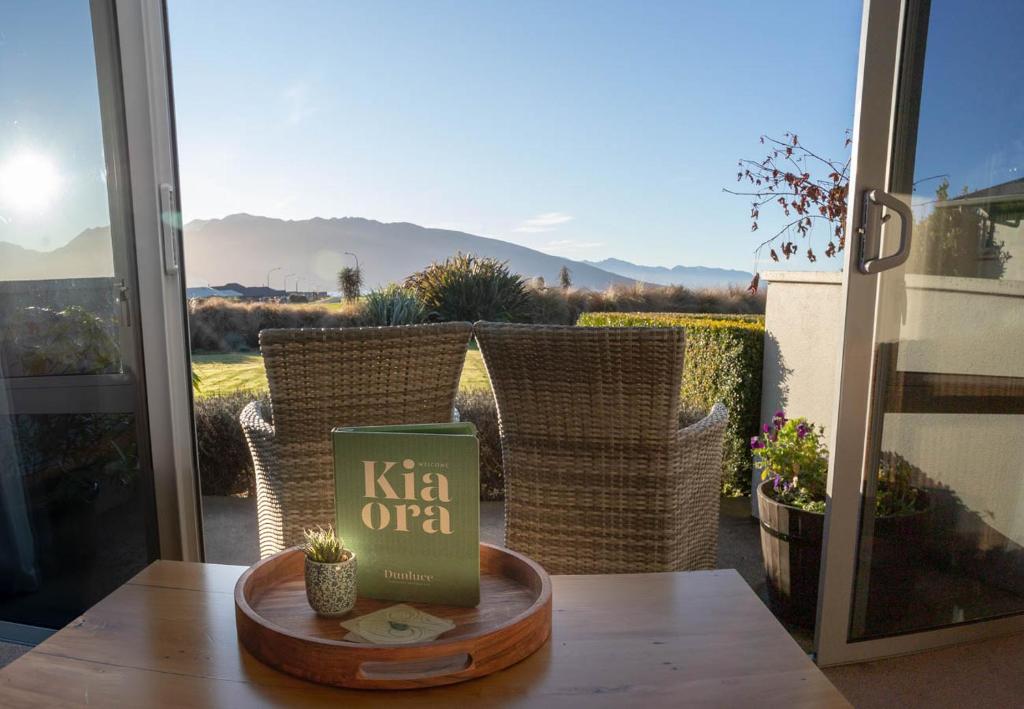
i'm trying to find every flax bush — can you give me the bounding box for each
[405,253,531,323]
[577,312,765,495]
[361,285,426,326]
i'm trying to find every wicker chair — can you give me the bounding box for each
[474,321,729,574]
[240,322,473,558]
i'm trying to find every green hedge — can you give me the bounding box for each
[577,312,764,495]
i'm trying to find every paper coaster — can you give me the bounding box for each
[340,604,455,645]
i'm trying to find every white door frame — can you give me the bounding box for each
[815,0,1024,665]
[114,0,201,562]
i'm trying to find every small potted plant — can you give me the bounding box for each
[302,526,357,617]
[753,411,929,628]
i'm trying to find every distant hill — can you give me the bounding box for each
[0,215,748,291]
[0,215,641,290]
[585,257,752,289]
[182,214,639,291]
[0,227,115,280]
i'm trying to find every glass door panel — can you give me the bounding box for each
[0,0,159,632]
[848,0,1024,641]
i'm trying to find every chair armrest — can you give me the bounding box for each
[239,399,275,442]
[240,399,285,558]
[678,402,729,443]
[674,402,730,570]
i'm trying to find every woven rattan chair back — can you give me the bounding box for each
[475,322,696,574]
[246,322,472,556]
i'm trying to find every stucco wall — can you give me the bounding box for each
[757,271,1024,549]
[755,271,843,512]
[885,275,1024,546]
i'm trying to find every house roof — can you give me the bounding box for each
[211,283,286,298]
[952,176,1024,203]
[945,177,1024,225]
[185,286,243,299]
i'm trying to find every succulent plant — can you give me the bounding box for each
[302,525,352,564]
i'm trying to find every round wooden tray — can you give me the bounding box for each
[234,543,552,689]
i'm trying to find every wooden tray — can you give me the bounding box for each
[234,543,552,689]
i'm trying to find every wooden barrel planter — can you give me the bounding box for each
[757,481,824,628]
[758,481,931,630]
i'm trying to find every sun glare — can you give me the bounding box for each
[0,151,63,215]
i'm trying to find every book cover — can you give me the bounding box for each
[332,422,480,607]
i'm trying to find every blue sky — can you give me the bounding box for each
[0,2,109,252]
[165,0,863,272]
[2,1,864,272]
[911,2,1024,210]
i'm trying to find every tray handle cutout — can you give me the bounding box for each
[358,653,474,681]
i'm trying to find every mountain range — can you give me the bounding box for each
[0,214,752,291]
[583,258,752,289]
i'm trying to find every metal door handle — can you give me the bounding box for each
[159,183,180,275]
[858,189,913,274]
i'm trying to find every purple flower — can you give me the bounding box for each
[796,423,808,439]
[750,436,764,450]
[772,473,792,493]
[762,423,771,434]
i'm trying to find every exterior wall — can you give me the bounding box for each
[757,271,1024,548]
[884,275,1024,546]
[755,271,843,513]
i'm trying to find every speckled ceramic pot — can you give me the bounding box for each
[304,552,357,617]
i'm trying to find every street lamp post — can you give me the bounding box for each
[283,273,296,293]
[344,251,360,273]
[266,266,282,288]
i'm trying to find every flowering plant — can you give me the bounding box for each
[753,411,923,516]
[752,411,829,513]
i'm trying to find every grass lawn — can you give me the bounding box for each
[192,348,490,399]
[192,353,267,397]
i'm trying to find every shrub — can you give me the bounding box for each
[188,298,364,352]
[525,284,573,325]
[405,253,531,322]
[1,305,119,376]
[582,283,765,316]
[521,283,765,326]
[193,390,268,496]
[361,285,426,326]
[577,312,765,495]
[455,389,503,500]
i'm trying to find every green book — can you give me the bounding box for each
[332,422,480,607]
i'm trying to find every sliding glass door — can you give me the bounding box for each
[817,0,1024,664]
[0,0,197,636]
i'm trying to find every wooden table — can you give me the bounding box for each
[0,562,848,707]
